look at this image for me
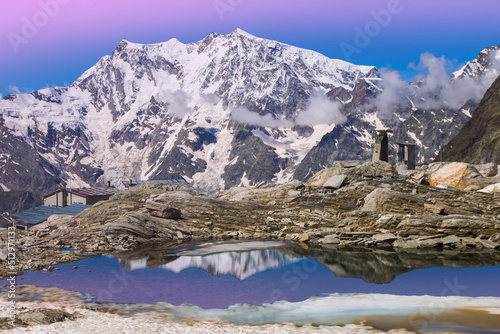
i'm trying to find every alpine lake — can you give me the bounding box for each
[2,240,500,333]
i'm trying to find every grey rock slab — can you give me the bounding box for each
[440,235,461,246]
[372,233,397,243]
[320,234,341,244]
[323,175,347,189]
[479,239,499,249]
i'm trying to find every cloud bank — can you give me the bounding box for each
[231,92,346,128]
[295,93,346,126]
[231,107,294,128]
[371,49,500,115]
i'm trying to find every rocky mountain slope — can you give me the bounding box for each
[442,75,500,164]
[0,30,499,200]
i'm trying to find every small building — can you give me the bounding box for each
[10,204,92,229]
[372,130,392,162]
[397,142,417,170]
[122,174,194,191]
[44,187,120,207]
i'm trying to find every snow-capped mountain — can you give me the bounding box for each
[452,45,500,80]
[0,29,378,195]
[0,30,498,199]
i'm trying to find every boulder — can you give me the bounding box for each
[428,162,485,191]
[306,167,344,187]
[400,240,419,249]
[478,183,500,193]
[475,163,498,177]
[361,188,423,213]
[461,237,481,248]
[323,175,347,189]
[371,233,397,243]
[334,160,364,168]
[425,162,447,173]
[320,234,340,244]
[145,200,182,219]
[299,234,309,242]
[439,217,488,230]
[16,308,78,327]
[288,180,305,190]
[350,161,397,178]
[392,239,407,248]
[411,172,426,180]
[478,239,499,249]
[424,203,448,215]
[440,235,461,247]
[105,215,157,239]
[489,233,500,243]
[416,236,444,248]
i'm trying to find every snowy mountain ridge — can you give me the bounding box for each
[0,29,379,194]
[0,30,498,198]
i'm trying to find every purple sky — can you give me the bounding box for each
[1,0,499,96]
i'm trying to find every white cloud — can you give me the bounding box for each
[295,93,346,126]
[231,106,294,128]
[230,92,346,128]
[369,49,500,115]
[200,92,221,105]
[414,51,500,109]
[162,90,192,117]
[370,68,408,117]
[7,85,21,95]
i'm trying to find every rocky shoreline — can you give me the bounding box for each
[1,161,499,280]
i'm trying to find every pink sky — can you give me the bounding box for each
[1,0,499,95]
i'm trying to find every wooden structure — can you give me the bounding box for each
[44,187,119,207]
[372,130,392,162]
[397,142,417,170]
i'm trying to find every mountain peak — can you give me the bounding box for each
[230,28,258,39]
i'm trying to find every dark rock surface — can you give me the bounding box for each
[442,75,500,164]
[222,129,290,189]
[0,191,43,214]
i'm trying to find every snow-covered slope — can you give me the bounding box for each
[0,29,379,194]
[452,45,500,79]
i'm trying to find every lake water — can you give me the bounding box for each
[3,241,500,332]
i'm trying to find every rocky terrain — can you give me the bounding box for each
[1,160,499,280]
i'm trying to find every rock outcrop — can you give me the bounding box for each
[428,162,486,191]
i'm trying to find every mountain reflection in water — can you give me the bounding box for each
[116,243,500,284]
[118,249,302,280]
